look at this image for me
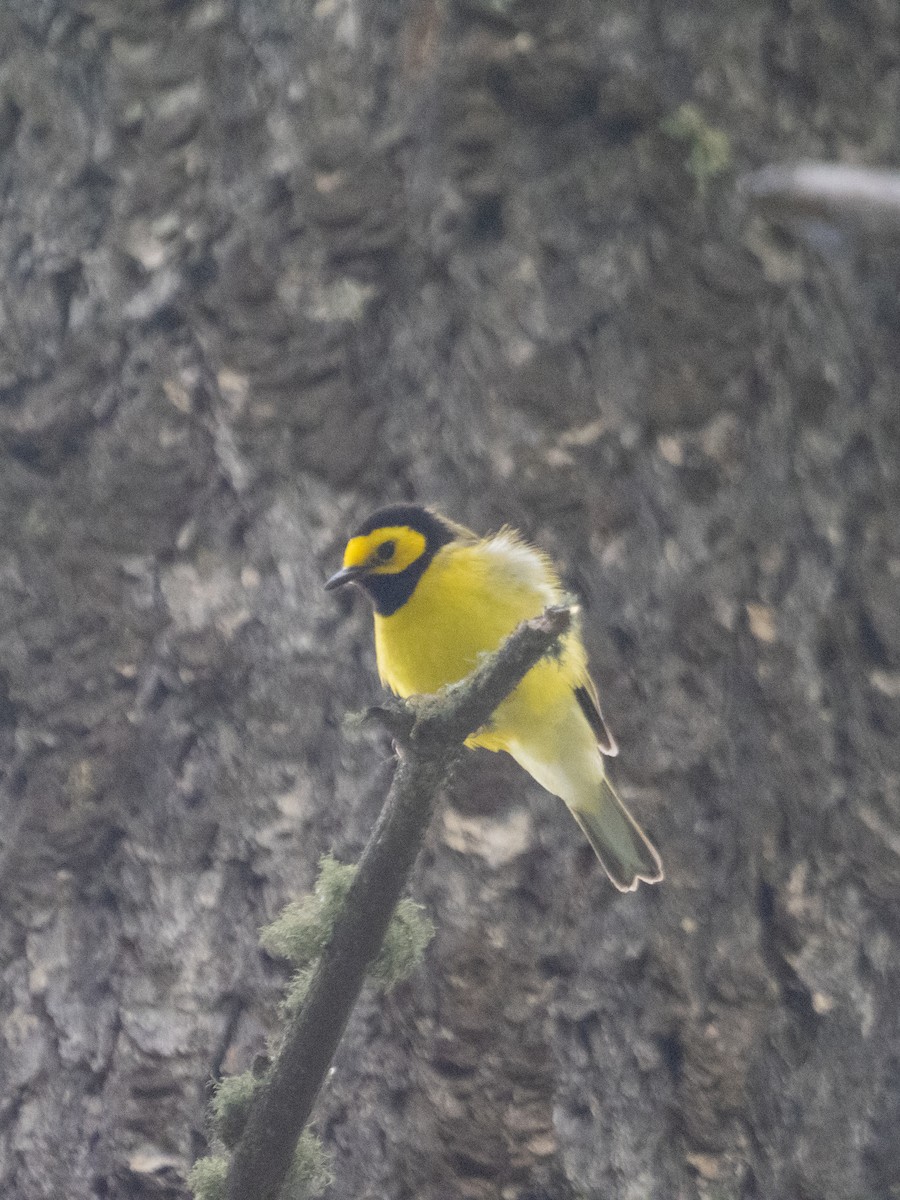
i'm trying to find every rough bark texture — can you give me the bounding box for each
[1,2,898,1199]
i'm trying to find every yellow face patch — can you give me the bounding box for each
[342,525,427,576]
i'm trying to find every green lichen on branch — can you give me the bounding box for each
[212,1071,259,1149]
[261,854,434,992]
[190,1132,331,1200]
[195,1075,331,1200]
[260,857,356,967]
[661,102,731,196]
[189,1155,229,1200]
[280,966,317,1021]
[369,895,434,987]
[281,1130,334,1199]
[189,856,432,1198]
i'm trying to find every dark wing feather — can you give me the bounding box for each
[574,680,619,756]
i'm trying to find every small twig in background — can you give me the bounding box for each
[742,162,900,234]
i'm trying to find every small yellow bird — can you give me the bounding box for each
[326,504,663,891]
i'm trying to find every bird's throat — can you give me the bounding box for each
[359,558,430,616]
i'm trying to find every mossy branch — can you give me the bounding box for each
[223,604,573,1200]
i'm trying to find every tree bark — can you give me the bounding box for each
[1,2,898,1199]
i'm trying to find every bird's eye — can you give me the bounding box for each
[375,540,395,563]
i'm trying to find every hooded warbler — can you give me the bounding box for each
[326,504,663,892]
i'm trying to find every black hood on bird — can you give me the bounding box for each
[345,505,459,617]
[350,504,457,545]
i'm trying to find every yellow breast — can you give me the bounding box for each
[373,535,588,753]
[373,539,552,694]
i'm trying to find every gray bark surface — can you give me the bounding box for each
[1,2,898,1199]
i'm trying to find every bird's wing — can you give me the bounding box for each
[573,674,619,757]
[481,529,618,755]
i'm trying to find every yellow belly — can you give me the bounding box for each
[373,541,587,754]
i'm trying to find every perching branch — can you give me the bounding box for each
[224,604,573,1200]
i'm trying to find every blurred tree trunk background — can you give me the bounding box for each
[1,2,899,1198]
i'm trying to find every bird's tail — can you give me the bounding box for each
[570,774,663,892]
